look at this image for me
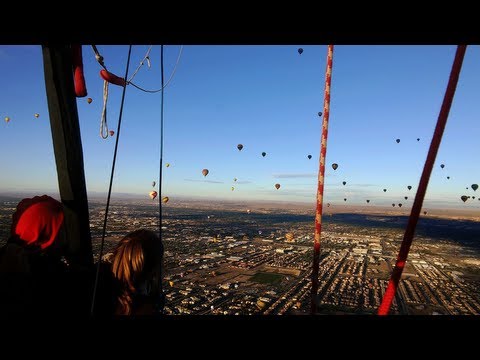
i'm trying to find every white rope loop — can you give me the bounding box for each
[100,80,109,139]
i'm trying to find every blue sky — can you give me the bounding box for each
[0,45,479,209]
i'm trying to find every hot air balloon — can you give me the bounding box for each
[417,138,420,141]
[298,48,303,55]
[202,169,209,177]
[231,187,235,191]
[169,281,174,287]
[149,191,157,200]
[447,176,450,180]
[4,117,10,123]
[344,198,347,202]
[162,196,169,204]
[472,196,475,199]
[109,130,115,136]
[233,178,237,182]
[440,164,445,169]
[262,152,266,157]
[318,112,322,117]
[237,144,243,151]
[275,183,280,190]
[87,98,93,104]
[466,187,469,190]
[424,211,427,215]
[398,203,402,207]
[166,163,170,167]
[392,204,395,207]
[285,233,294,242]
[396,139,400,143]
[327,203,331,207]
[366,200,370,203]
[34,113,40,118]
[307,155,312,160]
[383,189,387,192]
[461,195,468,203]
[152,181,156,187]
[472,184,478,191]
[405,196,408,200]
[342,181,346,186]
[407,186,412,190]
[332,163,338,170]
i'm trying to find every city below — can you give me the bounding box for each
[1,195,480,315]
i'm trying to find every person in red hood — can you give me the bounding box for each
[0,195,73,317]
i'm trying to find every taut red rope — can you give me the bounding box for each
[378,45,467,315]
[311,45,334,314]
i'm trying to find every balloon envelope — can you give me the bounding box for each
[407,186,412,190]
[472,184,478,191]
[275,183,280,190]
[461,195,468,203]
[342,181,346,185]
[298,48,303,54]
[262,152,266,157]
[318,112,322,117]
[202,169,209,177]
[87,98,93,104]
[162,196,169,204]
[396,139,400,143]
[332,163,338,170]
[440,164,445,169]
[109,130,115,136]
[237,144,243,151]
[34,113,40,118]
[149,191,157,200]
[308,155,312,160]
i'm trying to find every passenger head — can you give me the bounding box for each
[111,229,164,315]
[10,195,65,251]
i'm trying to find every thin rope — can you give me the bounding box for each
[100,80,109,139]
[378,45,467,315]
[128,45,183,93]
[91,45,107,70]
[159,44,164,239]
[311,45,334,315]
[90,45,133,316]
[128,45,153,83]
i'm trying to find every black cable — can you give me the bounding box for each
[90,45,133,316]
[159,45,164,238]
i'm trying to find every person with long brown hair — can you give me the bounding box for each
[110,229,165,316]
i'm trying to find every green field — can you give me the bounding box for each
[250,272,283,285]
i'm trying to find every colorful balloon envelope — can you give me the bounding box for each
[202,169,209,177]
[149,191,157,200]
[87,98,93,104]
[162,196,169,204]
